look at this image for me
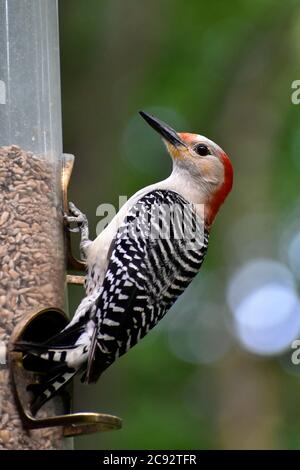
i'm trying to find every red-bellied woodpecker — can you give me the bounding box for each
[15,111,233,414]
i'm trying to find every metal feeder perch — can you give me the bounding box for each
[10,308,121,438]
[0,0,121,450]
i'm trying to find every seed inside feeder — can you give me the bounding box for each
[0,145,66,449]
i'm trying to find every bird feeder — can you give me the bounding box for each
[0,0,121,450]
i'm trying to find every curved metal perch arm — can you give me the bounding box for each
[9,308,122,437]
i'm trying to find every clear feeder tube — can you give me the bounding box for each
[0,0,67,449]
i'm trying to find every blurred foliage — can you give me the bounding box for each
[59,0,300,449]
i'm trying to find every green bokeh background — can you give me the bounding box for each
[59,0,300,449]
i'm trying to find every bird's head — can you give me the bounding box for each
[139,111,233,226]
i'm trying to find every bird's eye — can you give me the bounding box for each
[194,144,210,156]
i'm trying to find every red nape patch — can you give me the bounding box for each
[206,152,233,227]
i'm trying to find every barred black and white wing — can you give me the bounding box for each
[86,189,209,382]
[14,189,209,412]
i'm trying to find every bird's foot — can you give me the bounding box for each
[64,202,91,259]
[64,202,88,233]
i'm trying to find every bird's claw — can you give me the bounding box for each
[68,202,85,219]
[64,202,88,233]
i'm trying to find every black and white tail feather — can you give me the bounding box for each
[14,315,90,414]
[14,190,209,414]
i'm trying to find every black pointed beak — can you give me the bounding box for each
[139,111,187,148]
